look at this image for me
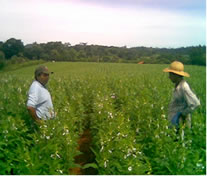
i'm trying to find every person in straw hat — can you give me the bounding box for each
[27,65,55,124]
[163,61,200,129]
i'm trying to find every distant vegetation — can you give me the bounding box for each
[0,38,206,70]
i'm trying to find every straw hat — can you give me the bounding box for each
[163,61,190,77]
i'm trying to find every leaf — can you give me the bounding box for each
[82,163,98,169]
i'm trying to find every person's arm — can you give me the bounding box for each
[182,82,200,115]
[27,106,42,124]
[27,82,42,123]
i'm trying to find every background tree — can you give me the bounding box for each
[24,42,43,60]
[190,45,206,66]
[2,38,24,59]
[0,41,3,50]
[1,38,205,65]
[0,51,6,70]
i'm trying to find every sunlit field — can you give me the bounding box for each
[0,62,205,175]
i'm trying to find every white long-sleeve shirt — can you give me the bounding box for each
[168,80,200,121]
[27,80,54,120]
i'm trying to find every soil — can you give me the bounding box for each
[69,129,98,175]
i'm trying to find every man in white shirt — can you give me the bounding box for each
[27,65,55,124]
[163,61,200,128]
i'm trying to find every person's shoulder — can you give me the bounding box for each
[30,80,37,86]
[29,80,41,90]
[180,80,191,91]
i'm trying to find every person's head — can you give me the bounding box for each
[168,72,183,83]
[163,61,189,84]
[35,65,53,85]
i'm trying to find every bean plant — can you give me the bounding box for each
[0,62,205,174]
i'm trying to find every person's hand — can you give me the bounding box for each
[36,119,44,125]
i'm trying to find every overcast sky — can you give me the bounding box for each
[0,0,205,48]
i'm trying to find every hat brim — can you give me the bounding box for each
[42,71,54,74]
[163,68,190,77]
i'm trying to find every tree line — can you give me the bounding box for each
[0,38,206,69]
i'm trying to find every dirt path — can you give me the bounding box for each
[69,129,98,175]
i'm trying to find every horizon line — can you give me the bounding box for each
[0,37,206,49]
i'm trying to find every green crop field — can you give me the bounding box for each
[0,62,206,175]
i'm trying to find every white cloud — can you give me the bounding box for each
[0,0,205,47]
